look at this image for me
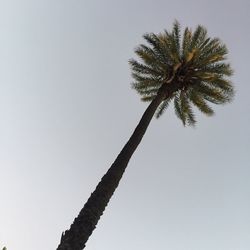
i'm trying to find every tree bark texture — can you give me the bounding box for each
[57,82,181,250]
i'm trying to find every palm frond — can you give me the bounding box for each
[129,59,163,77]
[182,27,192,59]
[155,96,174,118]
[169,20,181,63]
[194,82,233,104]
[143,33,171,65]
[189,90,214,116]
[180,91,196,126]
[199,62,233,76]
[208,77,234,93]
[190,25,207,50]
[174,91,196,126]
[135,45,165,71]
[174,92,184,123]
[131,72,162,87]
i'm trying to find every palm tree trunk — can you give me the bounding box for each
[57,90,167,250]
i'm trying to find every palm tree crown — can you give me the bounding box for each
[130,21,234,125]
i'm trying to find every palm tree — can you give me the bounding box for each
[57,21,234,250]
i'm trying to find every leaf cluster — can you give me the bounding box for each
[130,21,234,125]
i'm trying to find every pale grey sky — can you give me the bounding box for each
[0,1,249,250]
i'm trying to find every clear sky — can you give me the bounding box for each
[0,1,250,250]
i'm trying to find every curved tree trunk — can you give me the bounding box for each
[57,82,179,250]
